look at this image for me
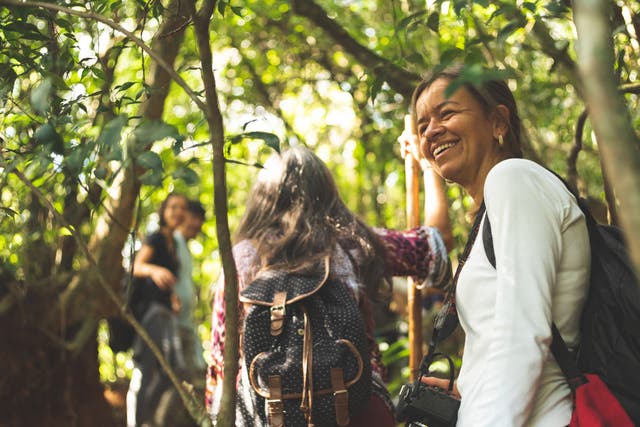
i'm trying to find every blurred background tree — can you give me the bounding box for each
[1,0,638,425]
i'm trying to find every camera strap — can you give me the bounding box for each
[419,202,486,378]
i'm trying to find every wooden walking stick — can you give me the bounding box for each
[403,114,423,381]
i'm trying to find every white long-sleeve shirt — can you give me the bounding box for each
[456,159,590,426]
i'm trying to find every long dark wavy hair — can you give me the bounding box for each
[236,146,390,300]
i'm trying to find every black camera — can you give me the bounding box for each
[396,352,460,427]
[396,381,459,427]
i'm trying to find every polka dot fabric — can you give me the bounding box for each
[237,268,371,426]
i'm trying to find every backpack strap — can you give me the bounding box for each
[331,367,349,426]
[550,324,588,393]
[267,375,285,427]
[482,214,495,268]
[270,291,287,336]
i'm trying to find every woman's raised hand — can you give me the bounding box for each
[398,114,431,171]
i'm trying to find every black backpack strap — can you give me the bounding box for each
[550,324,588,393]
[482,215,495,268]
[481,191,589,393]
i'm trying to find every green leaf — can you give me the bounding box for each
[91,66,106,81]
[4,21,41,34]
[94,166,108,180]
[139,169,164,187]
[12,27,49,41]
[497,21,522,42]
[487,8,504,24]
[217,0,227,16]
[97,115,127,149]
[34,122,63,153]
[243,131,280,153]
[0,66,17,98]
[132,121,181,148]
[427,11,440,33]
[136,151,163,171]
[445,65,515,98]
[55,17,75,33]
[64,147,85,173]
[0,206,19,218]
[231,6,243,17]
[105,145,123,161]
[404,53,425,66]
[452,0,467,16]
[115,81,136,92]
[242,119,258,132]
[544,0,569,16]
[30,78,53,115]
[440,47,464,64]
[396,10,428,32]
[172,138,184,155]
[368,76,384,105]
[173,166,200,186]
[26,155,53,180]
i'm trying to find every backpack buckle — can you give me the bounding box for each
[270,292,287,336]
[270,304,285,314]
[267,398,284,414]
[267,375,284,427]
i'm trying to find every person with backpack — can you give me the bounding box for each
[205,146,452,426]
[405,64,633,426]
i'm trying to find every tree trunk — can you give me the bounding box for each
[0,1,192,425]
[573,0,640,280]
[0,296,113,427]
[191,1,240,425]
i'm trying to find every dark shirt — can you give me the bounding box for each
[132,231,178,317]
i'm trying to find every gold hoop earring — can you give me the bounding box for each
[498,134,504,147]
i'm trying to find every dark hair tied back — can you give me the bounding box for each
[410,64,523,159]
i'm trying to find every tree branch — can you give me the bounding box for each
[0,0,207,112]
[290,0,420,97]
[501,5,583,97]
[567,108,588,190]
[190,1,240,426]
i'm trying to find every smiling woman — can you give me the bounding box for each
[407,64,591,427]
[411,68,523,203]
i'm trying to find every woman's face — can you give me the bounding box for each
[415,78,501,189]
[163,195,187,230]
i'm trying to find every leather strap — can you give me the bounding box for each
[270,291,287,336]
[267,375,284,427]
[330,367,349,426]
[300,308,315,426]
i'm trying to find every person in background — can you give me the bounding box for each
[410,64,590,426]
[173,199,207,377]
[151,199,208,427]
[205,146,453,426]
[126,192,188,427]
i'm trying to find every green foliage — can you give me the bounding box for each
[225,130,281,162]
[444,64,515,98]
[1,1,639,422]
